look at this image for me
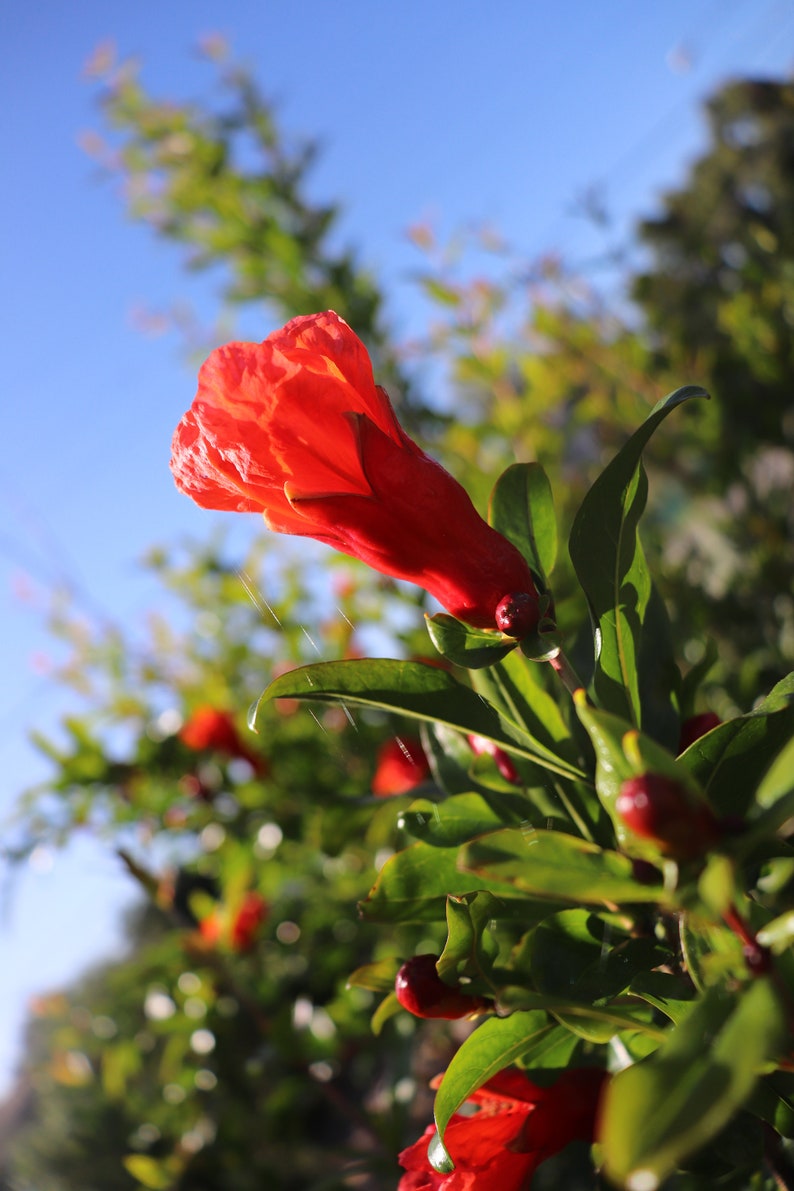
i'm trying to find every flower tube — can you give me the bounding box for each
[171,312,539,631]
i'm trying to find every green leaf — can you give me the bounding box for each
[628,970,697,1026]
[359,840,523,924]
[398,792,528,848]
[472,651,575,757]
[346,957,400,993]
[600,978,787,1188]
[431,1011,551,1168]
[102,1040,142,1100]
[122,1155,177,1190]
[574,692,710,858]
[494,988,664,1040]
[680,913,747,992]
[425,613,517,668]
[569,385,706,727]
[681,671,794,819]
[422,723,490,797]
[678,638,719,718]
[460,827,666,906]
[488,462,558,582]
[529,910,670,1042]
[437,892,499,983]
[252,658,587,782]
[370,991,402,1036]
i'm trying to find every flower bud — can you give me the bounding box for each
[616,773,720,859]
[678,711,722,753]
[495,592,540,638]
[468,734,521,785]
[394,954,492,1020]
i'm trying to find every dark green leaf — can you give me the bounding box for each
[437,892,501,984]
[488,462,558,583]
[681,671,794,818]
[628,971,697,1025]
[600,978,787,1188]
[530,910,670,1042]
[425,613,517,669]
[569,385,707,726]
[680,913,747,992]
[472,651,575,757]
[253,658,588,782]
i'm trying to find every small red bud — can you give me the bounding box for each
[468,734,522,785]
[495,592,539,638]
[616,773,721,859]
[678,711,722,754]
[394,954,492,1020]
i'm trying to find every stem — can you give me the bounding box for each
[722,904,772,975]
[552,779,596,844]
[765,1125,794,1191]
[547,650,586,697]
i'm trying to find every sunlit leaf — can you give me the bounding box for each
[600,978,787,1188]
[460,827,667,905]
[252,658,587,782]
[431,1011,551,1167]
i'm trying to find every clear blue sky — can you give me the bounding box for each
[1,0,792,1095]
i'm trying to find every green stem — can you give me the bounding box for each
[552,779,596,844]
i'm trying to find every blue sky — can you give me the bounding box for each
[2,0,792,1095]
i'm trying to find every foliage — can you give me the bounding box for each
[5,45,794,1191]
[4,542,450,1189]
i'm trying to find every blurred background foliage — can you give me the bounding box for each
[2,42,793,1190]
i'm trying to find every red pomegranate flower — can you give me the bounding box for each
[372,736,430,797]
[398,1066,606,1190]
[179,706,267,775]
[170,312,538,630]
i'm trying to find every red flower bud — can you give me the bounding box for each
[616,773,720,859]
[494,591,540,638]
[395,954,491,1020]
[678,711,722,753]
[171,312,538,629]
[371,736,430,797]
[468,734,521,785]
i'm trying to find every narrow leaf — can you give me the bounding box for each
[569,385,706,727]
[253,658,587,782]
